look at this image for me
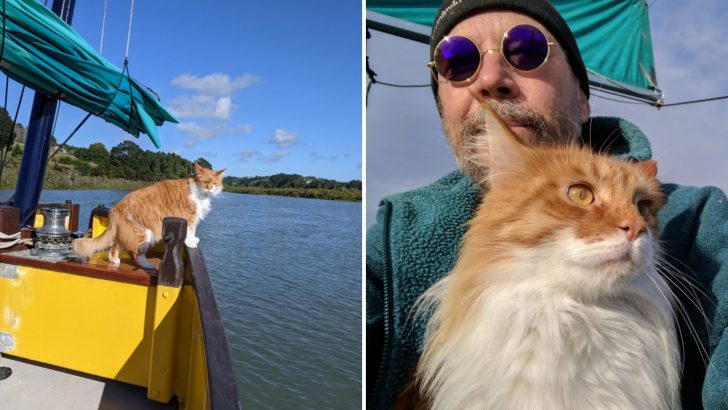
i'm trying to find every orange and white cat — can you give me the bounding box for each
[410,104,680,409]
[73,163,225,269]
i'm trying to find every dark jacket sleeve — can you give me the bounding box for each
[659,184,728,409]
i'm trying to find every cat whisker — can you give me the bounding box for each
[652,260,712,365]
[656,250,720,313]
[639,272,690,376]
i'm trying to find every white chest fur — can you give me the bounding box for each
[189,182,213,223]
[419,273,681,410]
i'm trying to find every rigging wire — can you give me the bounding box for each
[374,80,429,88]
[367,72,728,109]
[48,0,139,163]
[659,95,728,108]
[99,0,108,55]
[125,0,134,58]
[47,112,92,162]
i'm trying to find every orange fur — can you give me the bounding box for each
[409,103,672,408]
[72,163,224,268]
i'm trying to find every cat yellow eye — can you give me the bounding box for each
[567,184,594,205]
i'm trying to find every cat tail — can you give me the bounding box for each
[72,220,117,260]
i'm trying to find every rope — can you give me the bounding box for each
[124,58,136,132]
[51,102,60,141]
[125,0,134,58]
[99,0,108,55]
[374,80,429,88]
[46,111,92,162]
[658,95,728,108]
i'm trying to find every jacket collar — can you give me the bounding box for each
[580,117,652,161]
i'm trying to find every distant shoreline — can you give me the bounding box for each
[2,175,361,202]
[0,158,362,202]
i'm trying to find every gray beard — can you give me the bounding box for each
[442,99,583,184]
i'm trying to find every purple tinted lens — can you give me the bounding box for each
[435,36,480,82]
[502,25,549,71]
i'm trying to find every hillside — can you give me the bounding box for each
[0,140,361,202]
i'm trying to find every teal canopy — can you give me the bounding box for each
[0,0,177,148]
[367,0,662,103]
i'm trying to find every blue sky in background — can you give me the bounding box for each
[366,0,728,225]
[7,0,362,182]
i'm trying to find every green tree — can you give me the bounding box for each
[195,157,212,169]
[0,108,14,149]
[0,108,16,185]
[110,140,145,180]
[87,142,110,166]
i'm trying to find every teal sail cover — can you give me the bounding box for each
[0,0,177,148]
[367,0,660,102]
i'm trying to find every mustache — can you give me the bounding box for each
[459,100,551,143]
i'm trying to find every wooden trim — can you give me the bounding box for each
[0,251,158,286]
[186,246,240,408]
[158,218,186,287]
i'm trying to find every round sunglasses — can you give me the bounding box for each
[428,24,558,84]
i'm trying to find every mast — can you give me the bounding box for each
[12,0,76,227]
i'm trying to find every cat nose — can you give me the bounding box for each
[617,219,646,241]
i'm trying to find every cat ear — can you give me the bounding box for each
[216,168,226,177]
[194,162,203,173]
[476,99,529,189]
[635,160,657,179]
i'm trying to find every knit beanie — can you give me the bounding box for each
[430,0,589,100]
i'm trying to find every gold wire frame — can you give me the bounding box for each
[427,24,558,84]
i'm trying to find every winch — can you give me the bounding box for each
[31,207,73,256]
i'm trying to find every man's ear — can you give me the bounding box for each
[579,90,590,123]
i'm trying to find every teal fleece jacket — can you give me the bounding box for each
[366,117,728,410]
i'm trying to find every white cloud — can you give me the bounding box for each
[177,122,214,140]
[230,124,252,135]
[264,128,298,148]
[311,151,339,161]
[177,122,217,148]
[260,151,289,163]
[175,121,253,148]
[168,95,236,119]
[238,150,261,162]
[171,73,259,96]
[213,97,232,120]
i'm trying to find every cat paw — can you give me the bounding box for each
[185,237,199,248]
[109,257,121,265]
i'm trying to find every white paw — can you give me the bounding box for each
[109,257,120,265]
[185,237,199,248]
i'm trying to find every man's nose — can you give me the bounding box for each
[469,50,519,100]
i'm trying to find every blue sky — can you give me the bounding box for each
[8,0,362,182]
[366,0,728,225]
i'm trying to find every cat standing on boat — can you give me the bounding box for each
[72,163,224,269]
[366,0,728,409]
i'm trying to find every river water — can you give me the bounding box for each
[3,189,362,409]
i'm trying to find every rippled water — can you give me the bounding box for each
[3,189,362,409]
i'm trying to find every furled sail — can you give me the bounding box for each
[367,0,662,104]
[0,0,177,148]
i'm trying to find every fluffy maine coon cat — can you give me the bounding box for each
[73,163,224,269]
[408,104,681,410]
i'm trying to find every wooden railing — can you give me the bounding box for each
[162,217,240,409]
